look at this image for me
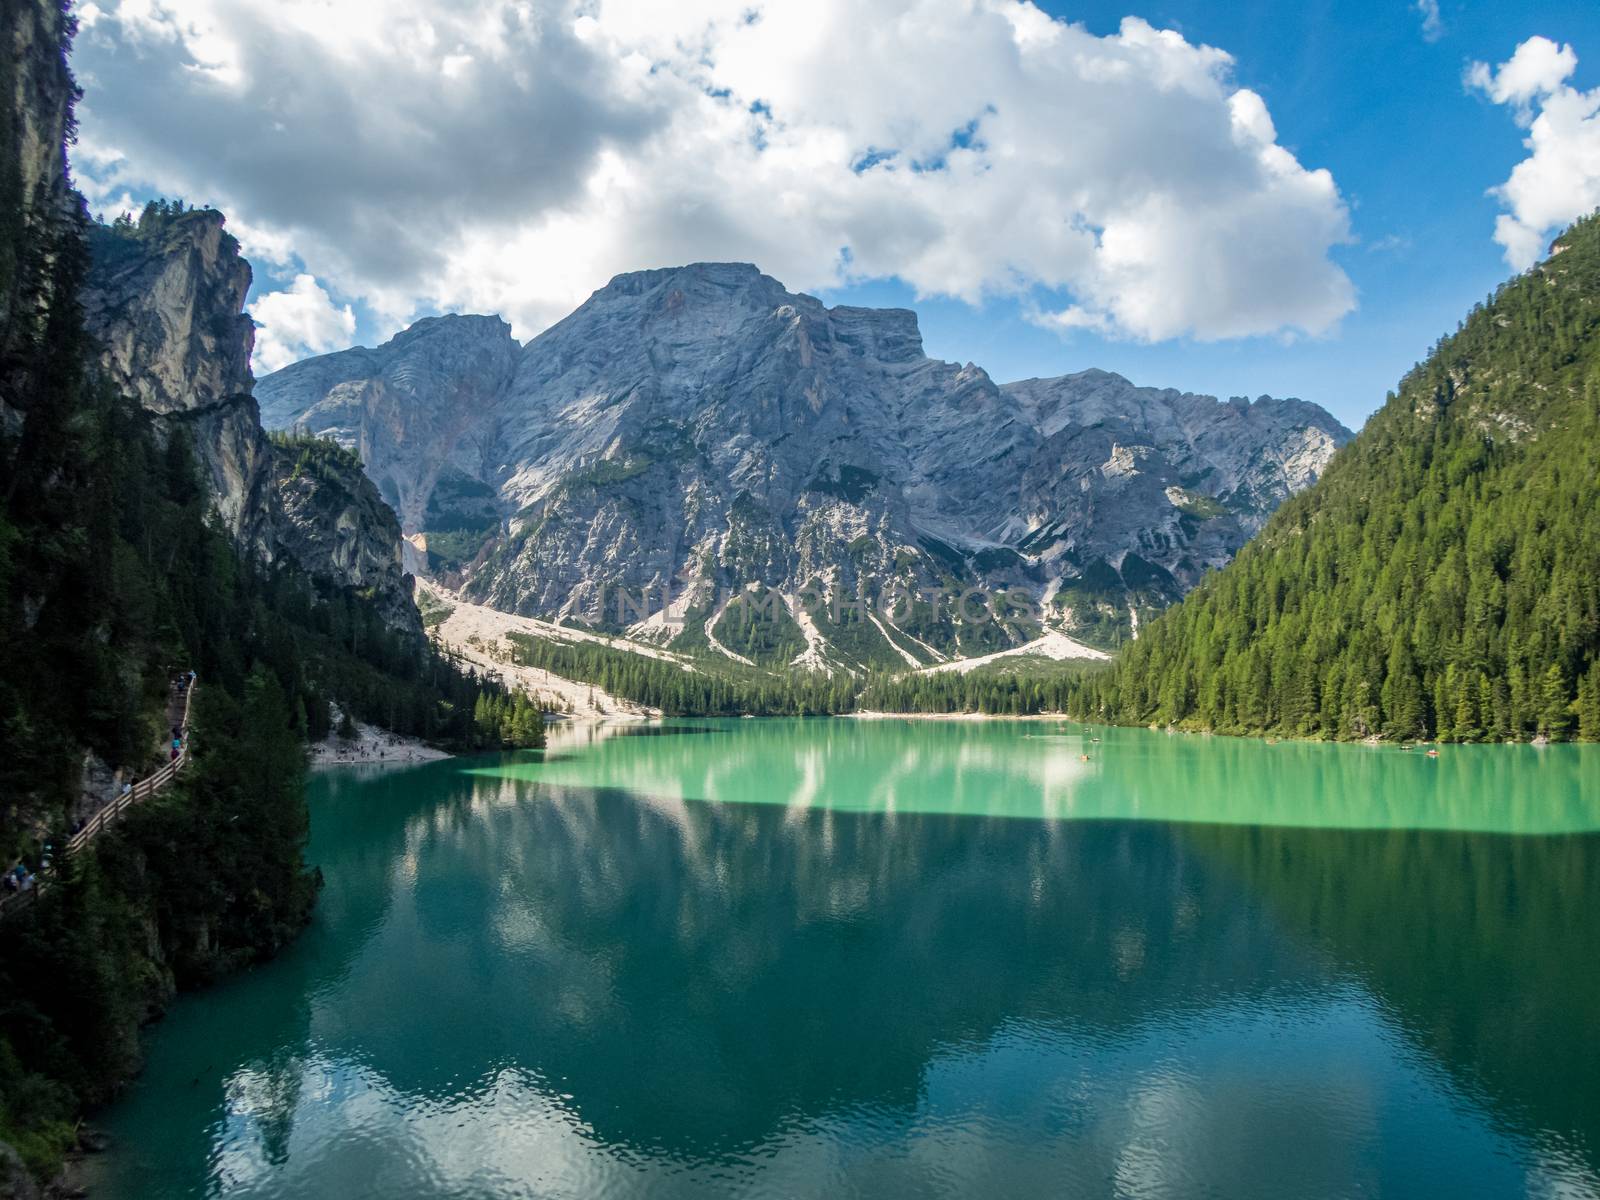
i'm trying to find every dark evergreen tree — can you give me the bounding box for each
[1059,214,1600,743]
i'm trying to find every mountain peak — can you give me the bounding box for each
[597,261,779,299]
[387,312,514,349]
[580,264,928,360]
[826,303,924,361]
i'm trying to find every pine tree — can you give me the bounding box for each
[1384,641,1426,740]
[1061,212,1600,742]
[1453,674,1480,743]
[1578,665,1600,742]
[1539,663,1572,740]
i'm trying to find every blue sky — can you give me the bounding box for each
[819,1,1600,428]
[70,1,1600,431]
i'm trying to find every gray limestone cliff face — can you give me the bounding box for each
[258,313,519,534]
[80,211,420,634]
[81,212,255,415]
[2,0,74,249]
[272,439,420,633]
[82,212,278,560]
[1004,370,1349,595]
[0,0,82,436]
[258,263,1353,658]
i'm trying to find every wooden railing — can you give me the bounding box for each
[1,680,196,918]
[66,681,195,852]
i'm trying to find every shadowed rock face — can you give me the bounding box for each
[257,313,520,535]
[272,438,420,633]
[0,0,83,439]
[1004,370,1348,593]
[80,210,421,634]
[258,264,1352,657]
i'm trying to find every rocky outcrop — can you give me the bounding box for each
[82,212,278,558]
[272,437,421,634]
[1,0,74,249]
[80,209,422,633]
[1004,370,1348,597]
[81,212,255,415]
[0,1141,39,1200]
[259,263,1352,660]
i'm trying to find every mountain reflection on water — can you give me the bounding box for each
[87,721,1600,1199]
[484,717,1600,834]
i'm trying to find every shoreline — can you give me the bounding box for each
[849,710,1079,722]
[308,718,453,767]
[418,579,662,721]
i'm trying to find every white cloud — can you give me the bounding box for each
[1414,0,1443,44]
[1466,35,1578,120]
[249,274,356,372]
[71,0,1355,346]
[1469,37,1600,270]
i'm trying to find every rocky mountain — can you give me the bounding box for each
[257,313,519,536]
[83,209,277,559]
[259,263,1351,666]
[1070,215,1600,743]
[1001,371,1348,641]
[81,207,421,633]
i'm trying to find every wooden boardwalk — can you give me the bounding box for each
[0,680,196,919]
[65,681,196,853]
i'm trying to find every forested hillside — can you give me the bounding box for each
[507,630,1104,717]
[0,4,537,1185]
[1069,215,1600,742]
[507,633,861,715]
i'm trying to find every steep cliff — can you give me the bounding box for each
[0,0,80,438]
[257,313,519,536]
[83,210,277,558]
[260,264,1350,661]
[80,207,420,634]
[271,434,420,631]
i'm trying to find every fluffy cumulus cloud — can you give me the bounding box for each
[70,0,1355,360]
[249,275,356,372]
[1469,37,1600,270]
[1467,36,1578,114]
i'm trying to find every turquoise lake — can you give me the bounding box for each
[85,719,1600,1198]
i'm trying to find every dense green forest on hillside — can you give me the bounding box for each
[1063,215,1600,742]
[508,630,1103,717]
[507,633,861,715]
[0,9,540,1181]
[857,659,1103,715]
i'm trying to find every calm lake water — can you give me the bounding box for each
[86,720,1600,1198]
